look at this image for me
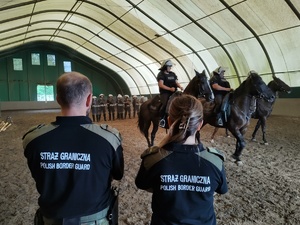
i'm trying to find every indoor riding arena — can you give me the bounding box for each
[1,1,300,225]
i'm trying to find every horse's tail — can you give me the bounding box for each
[137,103,146,135]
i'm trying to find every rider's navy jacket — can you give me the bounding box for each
[135,143,228,225]
[157,71,178,94]
[210,72,231,96]
[23,116,124,219]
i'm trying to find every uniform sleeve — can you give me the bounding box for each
[210,75,218,85]
[111,145,124,180]
[135,161,152,191]
[157,71,164,82]
[215,164,228,194]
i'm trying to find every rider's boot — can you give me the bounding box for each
[216,112,223,126]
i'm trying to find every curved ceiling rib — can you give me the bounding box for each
[86,1,190,79]
[127,0,209,79]
[220,0,274,77]
[0,0,299,94]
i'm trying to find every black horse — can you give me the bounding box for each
[251,76,291,144]
[138,70,214,147]
[210,76,291,144]
[201,71,275,163]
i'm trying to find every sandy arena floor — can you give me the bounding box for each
[0,110,299,225]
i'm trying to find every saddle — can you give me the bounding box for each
[220,92,232,122]
[148,96,162,113]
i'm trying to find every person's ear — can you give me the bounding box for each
[86,93,92,107]
[197,120,203,130]
[56,95,61,105]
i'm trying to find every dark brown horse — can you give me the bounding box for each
[251,76,291,144]
[138,70,214,147]
[201,71,275,163]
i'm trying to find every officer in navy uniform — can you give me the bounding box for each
[135,95,227,225]
[98,94,107,121]
[107,94,116,121]
[124,95,131,119]
[23,72,124,225]
[116,94,124,120]
[209,66,233,126]
[157,59,183,128]
[91,96,98,122]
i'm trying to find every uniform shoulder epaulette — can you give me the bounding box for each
[141,146,160,159]
[207,147,225,161]
[22,124,45,140]
[100,124,122,141]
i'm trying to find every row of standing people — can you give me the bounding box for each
[91,94,147,122]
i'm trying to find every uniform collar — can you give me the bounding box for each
[163,142,205,153]
[53,116,92,125]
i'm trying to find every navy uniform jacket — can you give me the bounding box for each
[23,116,124,219]
[210,72,231,96]
[157,71,178,94]
[135,143,228,225]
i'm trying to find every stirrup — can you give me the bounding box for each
[217,117,223,126]
[159,119,166,128]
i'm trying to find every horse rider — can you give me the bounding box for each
[209,66,233,126]
[98,93,107,121]
[157,59,183,128]
[124,95,131,119]
[107,94,116,121]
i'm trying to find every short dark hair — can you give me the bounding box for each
[56,72,92,107]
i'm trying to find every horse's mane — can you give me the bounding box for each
[232,78,247,97]
[184,75,198,94]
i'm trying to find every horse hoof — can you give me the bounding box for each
[264,142,269,145]
[251,138,257,142]
[226,135,230,138]
[210,139,215,143]
[231,154,241,162]
[236,160,243,166]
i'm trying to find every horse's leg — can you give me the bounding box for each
[225,128,230,137]
[210,127,219,143]
[143,122,152,147]
[260,117,268,145]
[251,119,261,142]
[150,120,159,147]
[231,131,246,163]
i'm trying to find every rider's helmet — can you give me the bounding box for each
[108,94,113,97]
[124,95,129,98]
[159,59,173,70]
[214,66,227,75]
[99,93,104,97]
[117,94,122,98]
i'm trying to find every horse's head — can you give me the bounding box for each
[269,76,291,94]
[194,69,214,102]
[247,71,275,102]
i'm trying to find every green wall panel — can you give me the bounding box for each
[0,41,130,102]
[0,81,9,101]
